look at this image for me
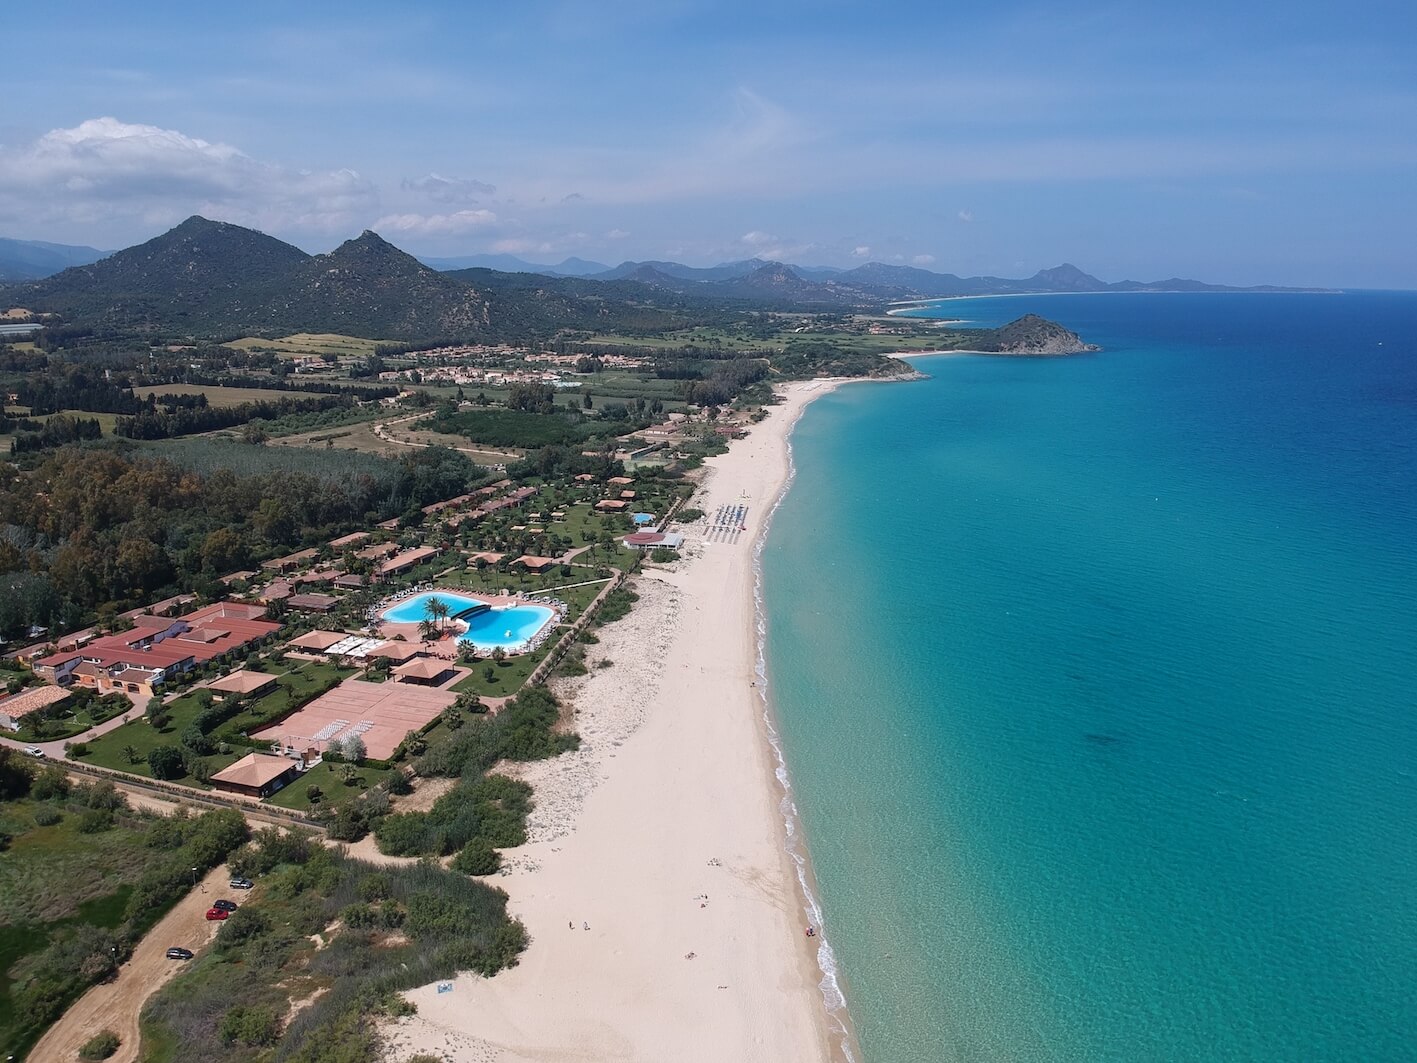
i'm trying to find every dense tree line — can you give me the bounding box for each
[8,413,102,454]
[0,443,481,638]
[115,393,352,439]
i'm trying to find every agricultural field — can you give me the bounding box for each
[223,333,391,359]
[131,383,331,407]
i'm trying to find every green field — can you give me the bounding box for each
[132,383,332,407]
[223,332,392,359]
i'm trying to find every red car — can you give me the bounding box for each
[205,907,229,921]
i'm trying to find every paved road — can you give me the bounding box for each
[28,865,234,1063]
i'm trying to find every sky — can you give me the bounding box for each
[2,0,1414,287]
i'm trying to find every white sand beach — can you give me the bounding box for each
[383,382,851,1063]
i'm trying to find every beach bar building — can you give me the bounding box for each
[210,752,300,798]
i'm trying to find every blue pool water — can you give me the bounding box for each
[763,292,1417,1062]
[381,591,553,649]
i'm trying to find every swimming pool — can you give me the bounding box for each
[380,592,555,650]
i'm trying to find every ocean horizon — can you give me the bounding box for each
[763,292,1417,1061]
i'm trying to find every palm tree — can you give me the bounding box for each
[122,744,139,765]
[426,595,450,635]
[417,618,437,643]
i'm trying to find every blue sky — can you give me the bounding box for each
[2,0,1414,286]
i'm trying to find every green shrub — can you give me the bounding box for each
[78,1029,120,1060]
[77,807,115,834]
[147,744,184,780]
[219,1004,281,1046]
[451,838,501,876]
[32,805,62,827]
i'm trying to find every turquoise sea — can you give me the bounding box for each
[761,292,1417,1062]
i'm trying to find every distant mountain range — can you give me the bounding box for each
[0,237,109,281]
[419,253,610,276]
[564,257,1329,302]
[0,217,1329,341]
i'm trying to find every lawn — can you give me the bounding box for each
[264,759,394,813]
[76,661,354,784]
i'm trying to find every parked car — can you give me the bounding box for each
[23,747,44,758]
[229,877,254,890]
[212,899,238,912]
[204,908,228,921]
[165,947,194,960]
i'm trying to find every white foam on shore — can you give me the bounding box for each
[751,394,858,1063]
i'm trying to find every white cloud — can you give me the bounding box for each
[371,209,497,235]
[605,228,630,239]
[852,245,872,257]
[491,237,557,255]
[912,254,936,266]
[0,117,377,235]
[740,230,778,247]
[401,173,495,203]
[957,209,974,223]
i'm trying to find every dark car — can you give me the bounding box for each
[165,947,194,960]
[229,877,254,890]
[212,899,239,912]
[204,908,228,921]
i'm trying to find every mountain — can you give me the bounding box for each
[18,216,311,327]
[0,237,109,281]
[974,313,1100,355]
[421,253,609,276]
[281,231,491,337]
[15,217,494,339]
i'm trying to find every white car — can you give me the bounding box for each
[23,747,44,758]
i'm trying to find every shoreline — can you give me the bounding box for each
[382,380,866,1063]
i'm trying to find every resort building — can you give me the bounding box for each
[356,542,400,562]
[514,555,559,573]
[285,592,340,613]
[328,531,371,550]
[623,531,685,551]
[0,686,71,731]
[393,658,456,686]
[607,476,634,486]
[206,669,279,700]
[287,629,351,653]
[596,499,629,512]
[31,601,279,697]
[467,551,506,566]
[210,752,300,798]
[378,546,439,580]
[261,548,319,573]
[332,573,367,590]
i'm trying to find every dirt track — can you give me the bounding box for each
[28,866,231,1063]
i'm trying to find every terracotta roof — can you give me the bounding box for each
[207,669,278,695]
[596,499,629,510]
[0,685,70,720]
[210,752,296,788]
[366,641,423,663]
[515,554,558,569]
[328,532,371,548]
[393,658,454,681]
[379,547,438,575]
[286,593,339,611]
[288,629,349,651]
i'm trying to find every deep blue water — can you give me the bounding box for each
[762,293,1417,1062]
